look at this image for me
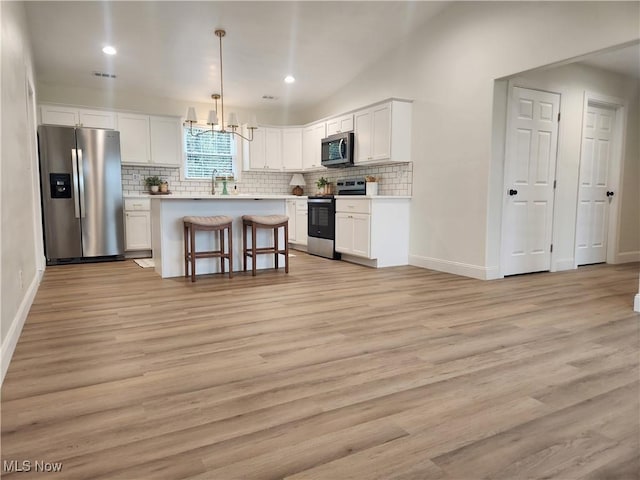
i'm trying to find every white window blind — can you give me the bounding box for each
[184,125,235,179]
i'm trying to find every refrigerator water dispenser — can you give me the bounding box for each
[49,173,72,199]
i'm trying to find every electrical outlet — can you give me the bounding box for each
[133,173,140,181]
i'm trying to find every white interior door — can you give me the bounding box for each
[502,87,560,276]
[575,104,616,265]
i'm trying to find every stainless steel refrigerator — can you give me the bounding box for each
[38,125,124,265]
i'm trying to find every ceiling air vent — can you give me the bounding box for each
[92,71,117,79]
[262,95,278,100]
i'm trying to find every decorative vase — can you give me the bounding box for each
[366,182,378,196]
[160,182,169,193]
[150,185,159,193]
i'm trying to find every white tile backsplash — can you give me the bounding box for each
[122,162,413,197]
[304,163,412,196]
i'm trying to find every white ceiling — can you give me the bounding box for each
[579,43,640,79]
[25,1,449,111]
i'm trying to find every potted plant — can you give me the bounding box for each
[316,176,331,195]
[144,176,163,193]
[365,175,378,196]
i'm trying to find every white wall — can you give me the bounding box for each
[303,2,639,279]
[501,64,639,270]
[1,1,43,382]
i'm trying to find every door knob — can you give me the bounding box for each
[508,189,518,196]
[606,191,614,197]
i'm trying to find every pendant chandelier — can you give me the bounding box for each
[184,29,257,141]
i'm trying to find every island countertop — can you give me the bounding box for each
[128,194,411,199]
[130,194,304,200]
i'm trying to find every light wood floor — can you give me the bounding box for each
[1,254,639,479]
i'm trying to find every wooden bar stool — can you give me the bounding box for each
[242,215,289,276]
[183,215,233,282]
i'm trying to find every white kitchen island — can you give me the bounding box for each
[150,195,297,278]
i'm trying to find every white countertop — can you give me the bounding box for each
[125,193,411,200]
[334,195,411,199]
[125,194,304,200]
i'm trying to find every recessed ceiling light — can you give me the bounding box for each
[102,46,117,55]
[284,75,295,84]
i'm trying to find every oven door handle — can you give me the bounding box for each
[308,199,333,204]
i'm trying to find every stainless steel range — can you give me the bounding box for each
[307,177,366,259]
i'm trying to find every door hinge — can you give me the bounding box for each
[553,180,557,189]
[557,112,561,122]
[550,244,553,253]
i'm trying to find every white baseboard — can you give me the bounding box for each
[1,269,43,385]
[409,254,498,280]
[634,294,640,313]
[553,258,576,271]
[616,251,640,263]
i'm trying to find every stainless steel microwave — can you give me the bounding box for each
[321,131,354,168]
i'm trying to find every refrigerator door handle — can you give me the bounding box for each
[71,149,81,218]
[77,149,86,218]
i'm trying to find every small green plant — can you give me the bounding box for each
[144,176,163,187]
[316,177,329,188]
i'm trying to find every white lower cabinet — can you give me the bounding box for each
[287,200,297,243]
[335,197,409,267]
[287,198,308,247]
[295,199,308,246]
[124,198,151,251]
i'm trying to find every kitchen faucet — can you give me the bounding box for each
[211,169,218,195]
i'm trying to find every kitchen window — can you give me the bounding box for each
[184,125,236,179]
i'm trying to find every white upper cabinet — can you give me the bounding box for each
[282,128,303,171]
[40,105,116,129]
[79,110,116,129]
[40,105,180,167]
[246,127,282,171]
[247,128,266,170]
[353,100,412,165]
[149,116,182,167]
[117,113,151,165]
[302,122,326,170]
[264,128,283,170]
[326,114,354,136]
[118,113,181,167]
